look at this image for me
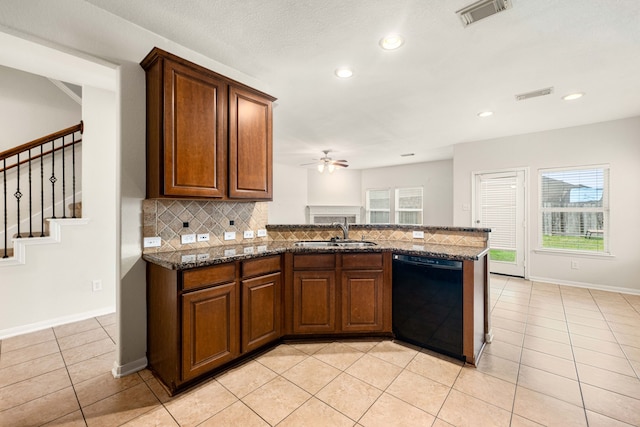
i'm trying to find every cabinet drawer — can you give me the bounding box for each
[342,253,383,269]
[293,254,336,270]
[242,255,281,278]
[182,263,236,291]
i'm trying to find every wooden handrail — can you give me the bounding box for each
[0,121,83,163]
[0,139,82,174]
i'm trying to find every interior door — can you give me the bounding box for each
[474,170,526,277]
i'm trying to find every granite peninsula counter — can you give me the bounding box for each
[143,224,491,394]
[143,224,491,269]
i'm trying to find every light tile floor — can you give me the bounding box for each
[2,275,640,426]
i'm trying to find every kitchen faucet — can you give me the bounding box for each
[332,221,349,240]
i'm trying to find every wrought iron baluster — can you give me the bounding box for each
[61,135,66,219]
[72,131,77,218]
[50,139,57,219]
[40,145,44,236]
[3,159,7,258]
[15,153,22,238]
[28,148,33,237]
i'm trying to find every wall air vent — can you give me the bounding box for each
[456,0,511,27]
[515,87,554,101]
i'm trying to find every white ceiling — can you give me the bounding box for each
[86,0,640,170]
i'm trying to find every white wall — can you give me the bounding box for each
[361,160,453,226]
[0,1,276,373]
[453,116,640,293]
[307,168,362,206]
[0,83,117,336]
[0,65,81,149]
[268,163,308,224]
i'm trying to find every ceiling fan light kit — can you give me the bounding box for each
[302,150,349,173]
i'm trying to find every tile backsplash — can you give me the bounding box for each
[143,200,268,253]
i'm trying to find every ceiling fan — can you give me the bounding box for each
[301,150,349,173]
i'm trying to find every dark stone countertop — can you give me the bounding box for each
[266,224,491,233]
[143,240,489,270]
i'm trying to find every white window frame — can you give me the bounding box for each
[366,188,391,224]
[538,165,610,255]
[395,187,423,225]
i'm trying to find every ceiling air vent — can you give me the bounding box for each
[456,0,511,27]
[515,87,554,101]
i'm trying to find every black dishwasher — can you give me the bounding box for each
[392,254,464,360]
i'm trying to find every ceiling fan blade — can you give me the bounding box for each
[333,163,349,168]
[333,160,348,163]
[299,161,319,166]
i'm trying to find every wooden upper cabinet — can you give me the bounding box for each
[141,47,275,200]
[163,60,227,198]
[229,86,273,199]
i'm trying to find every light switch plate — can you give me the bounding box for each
[143,237,161,248]
[224,231,236,241]
[197,253,210,261]
[197,233,210,242]
[412,230,425,239]
[243,230,255,239]
[181,234,196,244]
[257,229,267,237]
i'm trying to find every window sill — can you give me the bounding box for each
[534,248,615,259]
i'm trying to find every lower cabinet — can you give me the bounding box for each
[181,282,238,381]
[147,255,282,394]
[242,272,281,353]
[341,269,385,332]
[292,270,337,333]
[287,252,392,335]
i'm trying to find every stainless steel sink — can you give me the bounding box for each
[294,240,377,248]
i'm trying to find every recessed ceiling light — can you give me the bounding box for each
[477,111,493,118]
[335,67,353,78]
[562,92,584,101]
[380,34,404,50]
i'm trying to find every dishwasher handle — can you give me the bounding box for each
[393,254,462,270]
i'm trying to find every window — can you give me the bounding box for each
[539,166,609,253]
[366,189,390,223]
[395,187,423,225]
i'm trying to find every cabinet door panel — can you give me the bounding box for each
[182,282,238,381]
[292,271,336,333]
[242,273,282,353]
[164,60,226,197]
[341,270,384,332]
[229,86,272,199]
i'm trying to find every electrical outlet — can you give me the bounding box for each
[224,248,236,256]
[243,246,255,254]
[92,280,102,292]
[181,254,196,263]
[571,260,579,269]
[224,231,236,241]
[243,230,255,239]
[257,245,267,253]
[181,234,196,244]
[413,230,425,239]
[197,233,210,242]
[143,237,161,248]
[257,229,267,237]
[197,253,210,261]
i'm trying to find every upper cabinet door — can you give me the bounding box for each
[228,86,273,200]
[163,60,227,198]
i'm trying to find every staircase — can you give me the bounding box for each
[1,123,83,262]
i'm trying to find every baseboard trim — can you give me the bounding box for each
[0,305,115,339]
[112,356,147,378]
[527,275,640,296]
